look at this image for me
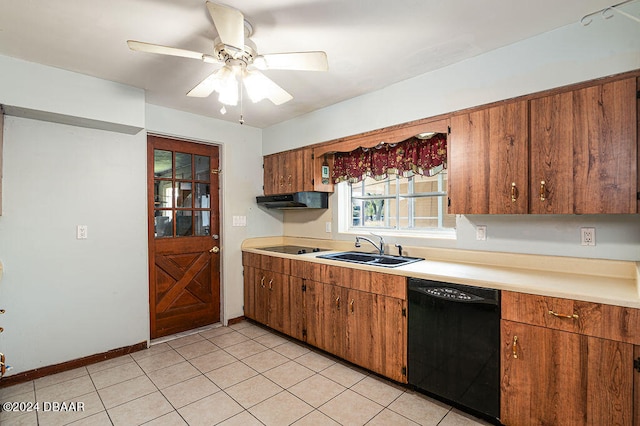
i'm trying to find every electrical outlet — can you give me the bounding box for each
[325,222,332,233]
[476,225,487,241]
[581,227,595,246]
[76,225,88,240]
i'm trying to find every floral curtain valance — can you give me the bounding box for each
[332,133,447,183]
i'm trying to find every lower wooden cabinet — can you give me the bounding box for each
[501,291,640,425]
[243,252,407,383]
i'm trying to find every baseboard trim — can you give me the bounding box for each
[0,341,148,388]
[227,315,245,325]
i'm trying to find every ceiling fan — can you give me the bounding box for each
[127,2,328,112]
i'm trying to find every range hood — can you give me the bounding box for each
[256,192,328,209]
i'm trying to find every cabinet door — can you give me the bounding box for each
[243,266,256,320]
[288,276,305,341]
[321,283,346,356]
[266,272,287,334]
[303,279,324,348]
[253,269,269,325]
[530,78,637,214]
[501,320,633,425]
[263,154,279,195]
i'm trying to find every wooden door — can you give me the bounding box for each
[489,101,529,214]
[530,78,637,214]
[448,110,491,214]
[148,136,220,338]
[501,320,633,425]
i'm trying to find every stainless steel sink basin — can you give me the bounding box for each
[317,251,423,268]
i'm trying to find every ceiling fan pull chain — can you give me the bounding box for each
[239,78,245,125]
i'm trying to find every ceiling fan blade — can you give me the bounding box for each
[254,52,328,71]
[187,69,223,98]
[206,2,245,52]
[127,40,206,61]
[243,70,293,105]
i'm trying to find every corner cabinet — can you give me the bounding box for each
[242,252,408,383]
[448,76,639,215]
[262,147,334,195]
[500,291,640,425]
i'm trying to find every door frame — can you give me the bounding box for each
[146,133,224,338]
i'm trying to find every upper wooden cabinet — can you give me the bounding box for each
[449,101,528,214]
[263,147,332,195]
[530,77,638,214]
[449,76,638,215]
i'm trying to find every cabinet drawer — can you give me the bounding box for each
[303,263,406,299]
[502,291,640,344]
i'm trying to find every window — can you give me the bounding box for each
[346,168,455,233]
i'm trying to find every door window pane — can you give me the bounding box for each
[176,153,192,179]
[195,211,210,236]
[195,155,210,181]
[194,184,210,208]
[154,180,173,208]
[176,182,192,208]
[154,211,173,238]
[176,211,193,236]
[154,150,172,178]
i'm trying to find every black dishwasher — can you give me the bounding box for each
[408,278,500,422]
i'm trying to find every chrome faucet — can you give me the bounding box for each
[355,234,385,255]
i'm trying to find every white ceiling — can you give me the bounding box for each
[0,0,624,128]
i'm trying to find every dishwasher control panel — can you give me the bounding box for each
[425,287,481,301]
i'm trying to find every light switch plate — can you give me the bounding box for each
[325,222,332,233]
[476,225,487,241]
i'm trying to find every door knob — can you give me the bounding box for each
[209,246,220,253]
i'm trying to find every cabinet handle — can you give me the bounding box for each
[260,276,265,288]
[511,182,517,202]
[288,175,292,186]
[548,310,579,320]
[540,180,546,201]
[268,279,273,291]
[512,336,518,359]
[335,296,341,310]
[350,299,355,313]
[279,176,284,187]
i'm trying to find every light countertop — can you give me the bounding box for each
[242,236,640,309]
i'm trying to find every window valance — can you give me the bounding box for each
[332,133,447,183]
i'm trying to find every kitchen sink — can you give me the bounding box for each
[317,251,423,268]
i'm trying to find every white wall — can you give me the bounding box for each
[0,116,149,374]
[266,10,640,262]
[145,105,282,322]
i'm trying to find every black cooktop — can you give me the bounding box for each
[259,245,328,255]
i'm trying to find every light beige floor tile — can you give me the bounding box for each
[166,333,205,349]
[217,410,263,426]
[135,349,185,374]
[208,331,250,348]
[242,349,288,373]
[34,367,88,390]
[388,391,451,426]
[161,375,219,409]
[131,342,172,361]
[107,391,173,426]
[350,375,405,406]
[86,354,134,374]
[0,382,34,400]
[254,332,289,348]
[189,350,237,374]
[272,341,311,359]
[292,410,341,426]
[262,361,315,389]
[439,408,493,425]
[0,410,38,426]
[224,340,268,359]
[294,351,336,372]
[319,389,383,425]
[368,408,421,426]
[288,374,346,408]
[37,391,105,426]
[0,390,36,425]
[198,326,234,340]
[143,410,189,426]
[173,339,218,360]
[320,362,367,388]
[205,361,258,389]
[228,321,252,331]
[249,390,313,426]
[36,375,95,402]
[146,361,200,389]
[178,391,243,426]
[67,410,113,426]
[98,375,158,409]
[235,324,270,339]
[225,375,283,409]
[90,361,144,389]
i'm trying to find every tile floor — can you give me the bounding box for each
[0,321,492,426]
